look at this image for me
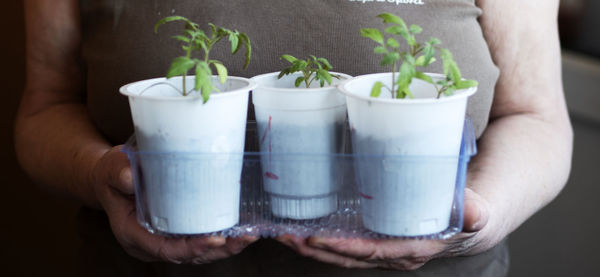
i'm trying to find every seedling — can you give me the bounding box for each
[361,13,477,99]
[277,55,340,88]
[154,16,251,102]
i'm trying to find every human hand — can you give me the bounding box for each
[277,188,490,270]
[91,146,257,264]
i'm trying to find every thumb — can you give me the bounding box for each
[462,187,489,233]
[99,145,134,195]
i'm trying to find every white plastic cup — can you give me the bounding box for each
[339,73,477,236]
[120,76,256,234]
[251,72,351,219]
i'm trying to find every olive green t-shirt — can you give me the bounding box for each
[79,0,506,276]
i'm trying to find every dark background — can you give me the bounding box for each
[1,1,599,276]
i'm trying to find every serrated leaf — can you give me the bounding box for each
[197,39,207,51]
[386,37,400,48]
[229,33,240,54]
[239,33,252,69]
[423,42,435,65]
[384,26,403,35]
[415,55,426,67]
[444,87,456,96]
[208,23,217,36]
[381,52,400,66]
[291,60,308,72]
[455,79,478,89]
[294,76,305,87]
[360,28,384,44]
[166,57,196,79]
[409,24,422,34]
[212,62,228,84]
[277,68,291,79]
[318,69,333,86]
[317,58,333,70]
[281,54,297,63]
[154,16,190,33]
[377,13,407,29]
[415,71,434,84]
[315,60,323,70]
[374,46,388,54]
[370,81,384,97]
[172,35,191,43]
[195,62,213,103]
[404,53,416,65]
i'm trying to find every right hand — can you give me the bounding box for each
[91,145,257,264]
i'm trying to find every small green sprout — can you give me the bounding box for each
[154,16,251,102]
[361,13,477,99]
[277,55,340,88]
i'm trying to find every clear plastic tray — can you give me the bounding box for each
[123,119,476,239]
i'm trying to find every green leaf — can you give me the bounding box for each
[291,60,308,72]
[415,71,434,84]
[444,87,456,96]
[277,68,291,79]
[409,24,422,34]
[318,69,333,86]
[403,53,416,65]
[374,46,387,54]
[384,26,407,36]
[395,62,416,98]
[360,28,384,44]
[415,55,426,67]
[370,81,384,97]
[377,13,407,29]
[386,37,400,48]
[195,62,213,103]
[315,60,323,70]
[166,57,196,79]
[239,33,252,69]
[281,54,297,63]
[212,62,228,84]
[381,52,400,66]
[194,38,207,52]
[423,42,436,66]
[208,23,217,36]
[229,33,240,54]
[317,58,333,70]
[172,35,190,43]
[455,79,478,89]
[429,37,441,45]
[154,16,190,33]
[295,76,305,87]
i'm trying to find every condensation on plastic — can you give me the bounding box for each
[122,119,477,240]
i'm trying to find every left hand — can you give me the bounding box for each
[277,187,490,270]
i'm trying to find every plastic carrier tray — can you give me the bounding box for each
[123,119,477,240]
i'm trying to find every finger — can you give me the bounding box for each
[187,236,258,265]
[307,237,443,262]
[224,236,259,254]
[277,235,376,269]
[462,187,489,232]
